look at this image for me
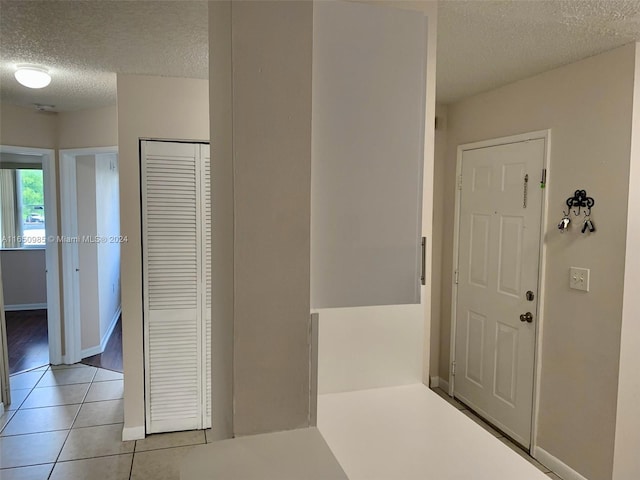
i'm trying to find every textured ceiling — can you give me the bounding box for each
[437,0,640,103]
[0,0,208,111]
[0,1,639,111]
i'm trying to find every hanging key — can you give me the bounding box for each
[582,218,596,233]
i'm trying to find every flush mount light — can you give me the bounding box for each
[14,65,51,89]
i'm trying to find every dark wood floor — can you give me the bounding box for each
[82,315,123,372]
[6,309,49,375]
[5,309,123,375]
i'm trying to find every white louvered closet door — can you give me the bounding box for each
[141,141,211,434]
[201,144,212,429]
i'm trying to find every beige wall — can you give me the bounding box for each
[430,103,447,379]
[209,0,234,440]
[0,103,117,151]
[0,104,58,149]
[437,44,636,480]
[58,106,118,149]
[0,249,47,307]
[117,74,209,437]
[226,0,312,436]
[613,42,640,480]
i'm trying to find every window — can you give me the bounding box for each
[0,168,46,248]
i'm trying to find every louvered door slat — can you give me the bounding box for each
[201,144,212,428]
[142,141,204,434]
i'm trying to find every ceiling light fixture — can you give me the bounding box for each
[14,65,51,89]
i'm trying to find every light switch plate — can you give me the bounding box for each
[569,267,590,292]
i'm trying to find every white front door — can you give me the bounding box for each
[454,137,545,448]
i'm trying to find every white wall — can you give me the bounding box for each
[318,305,423,394]
[0,249,47,308]
[613,42,640,480]
[76,155,100,352]
[95,153,121,343]
[316,0,437,394]
[118,74,209,438]
[76,152,121,356]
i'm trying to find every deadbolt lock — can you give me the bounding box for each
[526,291,535,301]
[519,312,533,323]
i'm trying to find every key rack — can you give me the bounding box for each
[558,189,596,233]
[564,189,595,217]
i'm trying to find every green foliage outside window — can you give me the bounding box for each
[20,169,45,221]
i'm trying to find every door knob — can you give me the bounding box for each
[519,312,533,323]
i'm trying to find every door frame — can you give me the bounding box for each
[0,145,61,365]
[0,257,9,409]
[448,130,551,454]
[59,146,118,363]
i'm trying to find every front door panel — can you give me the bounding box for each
[455,138,545,448]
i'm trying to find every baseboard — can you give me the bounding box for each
[81,345,102,358]
[534,446,589,480]
[4,303,47,312]
[81,306,121,359]
[101,306,121,352]
[122,425,145,441]
[429,376,451,394]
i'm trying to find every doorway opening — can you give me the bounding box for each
[449,131,550,452]
[60,147,122,372]
[0,145,61,375]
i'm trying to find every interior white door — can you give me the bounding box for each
[141,140,211,433]
[454,138,545,448]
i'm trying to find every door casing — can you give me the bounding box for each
[0,145,61,365]
[449,130,551,454]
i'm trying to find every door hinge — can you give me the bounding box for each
[451,361,456,376]
[457,175,463,190]
[540,168,547,189]
[454,270,459,285]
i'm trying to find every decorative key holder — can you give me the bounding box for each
[558,189,595,234]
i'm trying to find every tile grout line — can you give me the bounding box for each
[46,365,98,479]
[2,364,125,476]
[129,450,136,480]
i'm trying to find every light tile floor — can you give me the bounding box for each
[0,364,209,480]
[431,387,562,479]
[1,367,565,480]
